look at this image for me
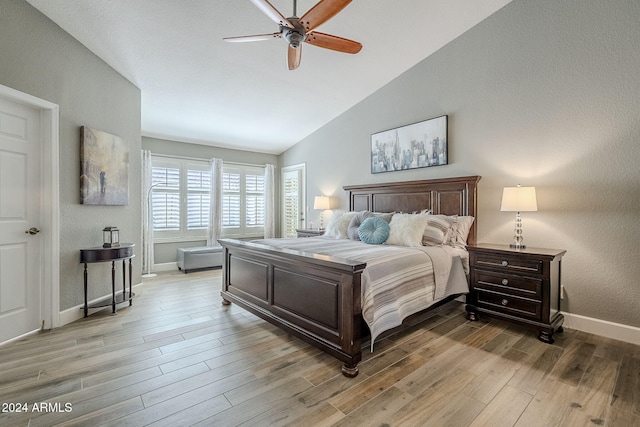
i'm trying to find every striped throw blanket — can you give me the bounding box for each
[255,237,469,350]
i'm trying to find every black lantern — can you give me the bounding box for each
[103,226,120,248]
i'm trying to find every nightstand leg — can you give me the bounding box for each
[465,308,479,321]
[538,330,554,344]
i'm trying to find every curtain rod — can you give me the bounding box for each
[151,153,266,168]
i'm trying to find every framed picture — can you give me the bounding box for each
[80,126,129,205]
[371,115,448,174]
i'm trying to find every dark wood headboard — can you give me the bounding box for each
[344,175,481,245]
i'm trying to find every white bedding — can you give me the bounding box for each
[254,237,469,350]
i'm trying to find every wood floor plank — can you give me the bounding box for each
[610,354,640,415]
[508,344,564,395]
[328,352,426,415]
[144,395,231,427]
[191,377,314,426]
[514,378,577,427]
[53,396,144,427]
[0,270,637,427]
[281,402,345,427]
[468,385,532,427]
[141,365,256,408]
[329,385,412,427]
[549,338,597,387]
[394,324,502,397]
[26,363,211,427]
[606,405,640,427]
[391,371,484,427]
[571,355,618,420]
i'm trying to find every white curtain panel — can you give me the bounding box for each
[208,158,223,247]
[141,149,154,274]
[264,163,276,238]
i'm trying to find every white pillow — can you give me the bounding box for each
[323,210,357,239]
[447,215,475,248]
[385,213,429,247]
[422,214,454,246]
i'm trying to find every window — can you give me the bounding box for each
[151,157,210,241]
[222,165,265,238]
[151,156,265,241]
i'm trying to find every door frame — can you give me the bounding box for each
[0,83,60,331]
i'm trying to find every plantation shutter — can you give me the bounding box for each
[222,170,241,229]
[245,173,265,227]
[186,169,210,230]
[151,166,180,231]
[282,167,303,238]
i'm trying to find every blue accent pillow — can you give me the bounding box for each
[358,216,390,245]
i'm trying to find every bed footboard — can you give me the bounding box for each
[218,238,367,377]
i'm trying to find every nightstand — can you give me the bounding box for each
[465,243,566,343]
[296,228,325,238]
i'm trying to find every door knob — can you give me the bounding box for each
[25,227,40,235]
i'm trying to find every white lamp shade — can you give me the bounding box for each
[501,186,538,212]
[313,196,330,210]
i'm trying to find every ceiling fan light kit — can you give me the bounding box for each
[224,0,362,70]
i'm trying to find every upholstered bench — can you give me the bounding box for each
[177,246,223,273]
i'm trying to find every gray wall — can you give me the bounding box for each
[1,0,142,310]
[142,136,280,264]
[281,0,640,328]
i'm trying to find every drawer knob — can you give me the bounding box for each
[501,260,508,266]
[502,279,509,285]
[501,299,509,306]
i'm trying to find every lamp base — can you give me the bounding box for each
[509,243,526,249]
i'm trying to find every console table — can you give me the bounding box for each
[80,243,135,317]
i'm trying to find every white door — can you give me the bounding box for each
[281,164,305,238]
[0,96,42,343]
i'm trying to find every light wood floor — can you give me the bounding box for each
[1,269,639,427]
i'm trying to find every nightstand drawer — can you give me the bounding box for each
[474,254,543,275]
[473,270,542,300]
[476,289,542,320]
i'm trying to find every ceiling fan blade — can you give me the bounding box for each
[305,31,362,54]
[288,45,302,70]
[299,0,352,32]
[250,0,294,29]
[223,33,281,43]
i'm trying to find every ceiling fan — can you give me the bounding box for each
[224,0,362,70]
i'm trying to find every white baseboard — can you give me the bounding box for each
[152,262,178,272]
[563,312,640,345]
[59,282,144,327]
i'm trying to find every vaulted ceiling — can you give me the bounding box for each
[26,0,511,154]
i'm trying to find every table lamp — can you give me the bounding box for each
[313,196,330,229]
[501,185,537,249]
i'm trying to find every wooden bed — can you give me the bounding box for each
[219,175,481,377]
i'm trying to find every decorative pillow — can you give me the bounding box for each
[447,215,475,248]
[385,213,429,247]
[348,211,374,240]
[358,216,390,245]
[373,212,394,223]
[422,214,454,246]
[323,210,356,239]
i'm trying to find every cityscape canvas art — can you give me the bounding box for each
[371,115,448,174]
